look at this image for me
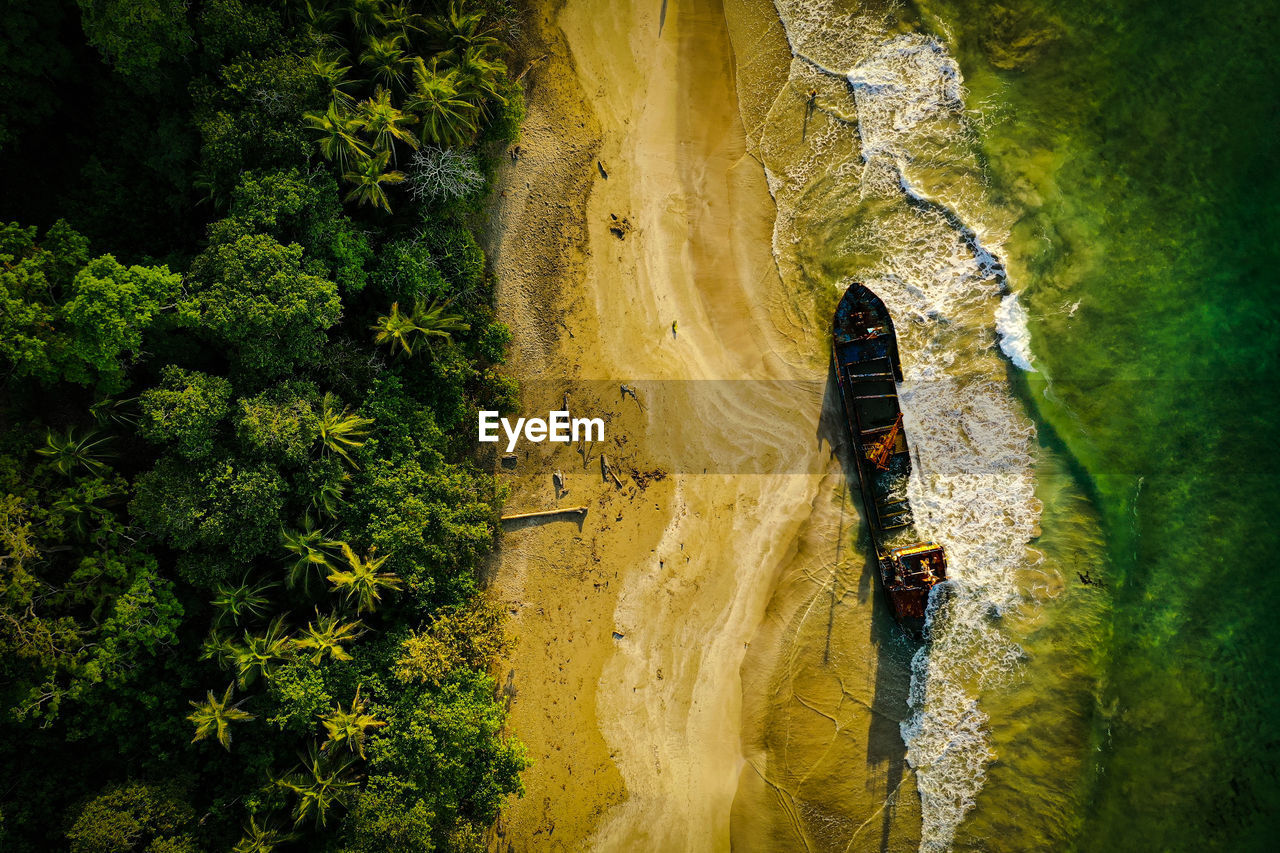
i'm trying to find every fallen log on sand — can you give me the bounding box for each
[500,506,588,522]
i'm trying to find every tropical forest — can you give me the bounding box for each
[0,1,527,850]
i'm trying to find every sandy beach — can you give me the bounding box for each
[485,1,921,849]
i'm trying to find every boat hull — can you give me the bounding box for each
[832,282,948,634]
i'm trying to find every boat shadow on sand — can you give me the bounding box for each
[818,362,919,852]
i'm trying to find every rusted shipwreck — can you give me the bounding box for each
[832,282,948,633]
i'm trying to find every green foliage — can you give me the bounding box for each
[318,392,375,467]
[291,0,516,211]
[138,366,233,460]
[58,256,182,391]
[420,222,486,293]
[175,550,237,591]
[321,686,386,758]
[348,671,527,849]
[65,780,196,853]
[0,221,180,392]
[371,302,424,357]
[395,596,511,687]
[295,611,364,665]
[303,460,352,521]
[280,516,340,592]
[218,169,373,294]
[231,815,296,853]
[372,239,448,304]
[218,616,294,688]
[0,484,183,722]
[265,658,333,733]
[187,683,254,749]
[328,543,403,614]
[132,454,285,560]
[349,453,498,605]
[276,745,360,828]
[198,0,283,62]
[36,428,115,478]
[341,785,437,853]
[477,322,513,367]
[357,87,419,154]
[304,101,370,175]
[343,150,407,212]
[193,51,323,200]
[407,59,479,147]
[181,233,341,380]
[480,76,526,145]
[211,577,277,627]
[361,36,415,94]
[75,0,194,78]
[236,382,321,466]
[0,1,525,848]
[372,300,469,357]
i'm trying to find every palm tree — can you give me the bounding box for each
[342,149,406,212]
[89,396,139,428]
[310,51,361,109]
[371,301,424,356]
[359,33,414,93]
[310,472,350,520]
[51,480,122,541]
[294,611,364,665]
[405,58,477,146]
[232,815,295,853]
[455,44,508,117]
[201,629,234,665]
[371,300,469,356]
[281,516,341,592]
[276,745,360,828]
[346,0,387,37]
[226,617,294,687]
[317,392,373,468]
[328,543,402,614]
[211,576,277,626]
[188,684,254,750]
[378,1,427,37]
[36,428,114,477]
[427,1,502,58]
[288,0,343,31]
[304,101,370,174]
[356,87,418,157]
[320,686,386,758]
[412,299,470,344]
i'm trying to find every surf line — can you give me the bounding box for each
[478,410,605,452]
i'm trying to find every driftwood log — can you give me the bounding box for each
[500,506,587,522]
[600,455,624,488]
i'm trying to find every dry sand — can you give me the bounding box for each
[485,1,921,849]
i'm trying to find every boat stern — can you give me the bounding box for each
[884,542,948,625]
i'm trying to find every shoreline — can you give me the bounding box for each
[485,1,921,848]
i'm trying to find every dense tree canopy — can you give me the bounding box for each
[181,233,343,380]
[0,2,526,850]
[138,367,234,461]
[0,221,180,392]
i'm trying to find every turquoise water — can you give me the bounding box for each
[916,0,1280,847]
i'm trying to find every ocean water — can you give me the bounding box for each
[738,0,1278,848]
[915,0,1280,848]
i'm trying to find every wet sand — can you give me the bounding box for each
[485,0,921,849]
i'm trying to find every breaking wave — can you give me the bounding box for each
[995,293,1037,372]
[765,3,1043,849]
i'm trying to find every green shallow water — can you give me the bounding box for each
[916,0,1280,847]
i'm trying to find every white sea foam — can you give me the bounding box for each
[768,3,1043,850]
[995,292,1037,371]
